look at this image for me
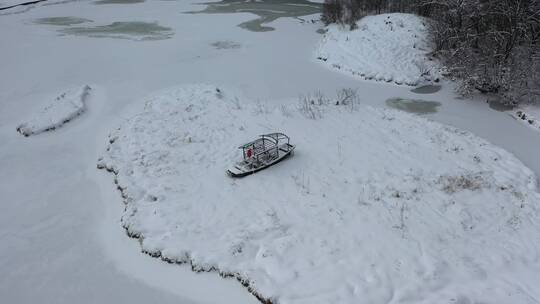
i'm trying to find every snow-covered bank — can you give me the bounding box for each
[16,85,91,136]
[511,105,540,133]
[99,84,540,304]
[0,0,64,14]
[315,13,440,86]
[0,0,46,11]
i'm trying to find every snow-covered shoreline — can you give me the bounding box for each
[315,13,441,86]
[511,105,540,133]
[16,85,91,136]
[0,0,46,11]
[98,84,540,304]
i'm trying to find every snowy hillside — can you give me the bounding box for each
[316,13,440,86]
[99,84,540,304]
[16,85,91,136]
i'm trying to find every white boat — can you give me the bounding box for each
[227,132,295,177]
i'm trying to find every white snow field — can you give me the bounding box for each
[99,84,540,304]
[315,13,440,86]
[3,1,540,304]
[16,85,91,136]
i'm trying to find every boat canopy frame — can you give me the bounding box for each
[228,132,295,177]
[239,132,291,162]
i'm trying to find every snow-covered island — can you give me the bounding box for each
[16,85,91,136]
[98,84,540,304]
[315,13,440,86]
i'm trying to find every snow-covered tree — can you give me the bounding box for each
[321,0,540,105]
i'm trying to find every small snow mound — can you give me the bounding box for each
[99,84,540,304]
[17,85,91,136]
[315,13,441,86]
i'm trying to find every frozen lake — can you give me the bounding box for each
[1,0,540,303]
[186,0,322,32]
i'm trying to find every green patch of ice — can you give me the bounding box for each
[34,17,92,26]
[211,40,241,49]
[60,21,173,40]
[186,0,321,32]
[386,97,441,114]
[94,0,145,4]
[410,85,441,94]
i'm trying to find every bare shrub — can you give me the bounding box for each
[313,89,330,105]
[252,100,271,115]
[280,104,294,118]
[321,0,343,25]
[415,60,432,78]
[336,88,360,111]
[321,0,364,30]
[292,170,311,195]
[231,96,242,110]
[297,88,360,118]
[298,93,324,120]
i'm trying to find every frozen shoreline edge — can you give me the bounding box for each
[0,0,47,11]
[16,85,92,137]
[96,161,274,304]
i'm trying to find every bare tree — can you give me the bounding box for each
[321,0,539,105]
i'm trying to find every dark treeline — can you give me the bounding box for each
[322,0,540,105]
[321,0,421,27]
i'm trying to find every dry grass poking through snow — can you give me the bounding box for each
[439,173,487,194]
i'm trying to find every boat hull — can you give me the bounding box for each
[227,145,294,177]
